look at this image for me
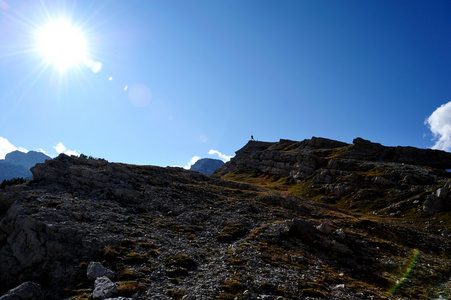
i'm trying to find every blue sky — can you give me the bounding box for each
[1,0,451,167]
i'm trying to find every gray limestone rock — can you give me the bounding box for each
[93,276,118,300]
[87,262,115,281]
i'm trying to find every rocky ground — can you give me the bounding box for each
[1,137,451,299]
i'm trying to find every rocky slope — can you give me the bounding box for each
[1,138,451,299]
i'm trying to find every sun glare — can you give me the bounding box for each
[35,19,88,72]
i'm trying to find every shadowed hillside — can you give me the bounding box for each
[1,138,451,299]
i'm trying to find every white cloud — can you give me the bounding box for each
[54,142,66,154]
[208,149,233,162]
[184,156,200,170]
[0,137,27,159]
[36,148,53,157]
[53,142,80,156]
[425,101,451,151]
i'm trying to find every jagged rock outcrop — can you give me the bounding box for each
[216,137,451,215]
[216,137,451,178]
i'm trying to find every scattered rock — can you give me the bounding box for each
[288,218,316,241]
[316,221,333,234]
[335,228,346,240]
[87,262,115,281]
[93,276,118,300]
[423,194,450,214]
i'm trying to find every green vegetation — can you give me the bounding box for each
[79,154,107,161]
[0,177,26,189]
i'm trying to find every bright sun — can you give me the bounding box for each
[36,19,88,72]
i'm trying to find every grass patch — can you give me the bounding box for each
[117,269,138,280]
[123,252,149,264]
[163,253,196,269]
[118,281,146,296]
[217,222,248,243]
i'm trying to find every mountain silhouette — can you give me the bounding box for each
[0,150,51,181]
[190,158,224,174]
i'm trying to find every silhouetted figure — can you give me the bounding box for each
[251,135,254,141]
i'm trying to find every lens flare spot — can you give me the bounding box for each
[127,84,151,107]
[84,59,102,73]
[388,249,420,295]
[0,0,9,10]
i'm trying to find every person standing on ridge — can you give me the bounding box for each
[251,135,254,141]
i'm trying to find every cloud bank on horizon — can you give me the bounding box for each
[425,101,451,152]
[0,137,78,159]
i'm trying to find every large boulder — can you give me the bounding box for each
[93,276,118,300]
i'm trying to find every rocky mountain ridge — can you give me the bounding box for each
[0,150,51,181]
[190,158,224,175]
[216,137,451,178]
[216,137,451,215]
[1,137,451,299]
